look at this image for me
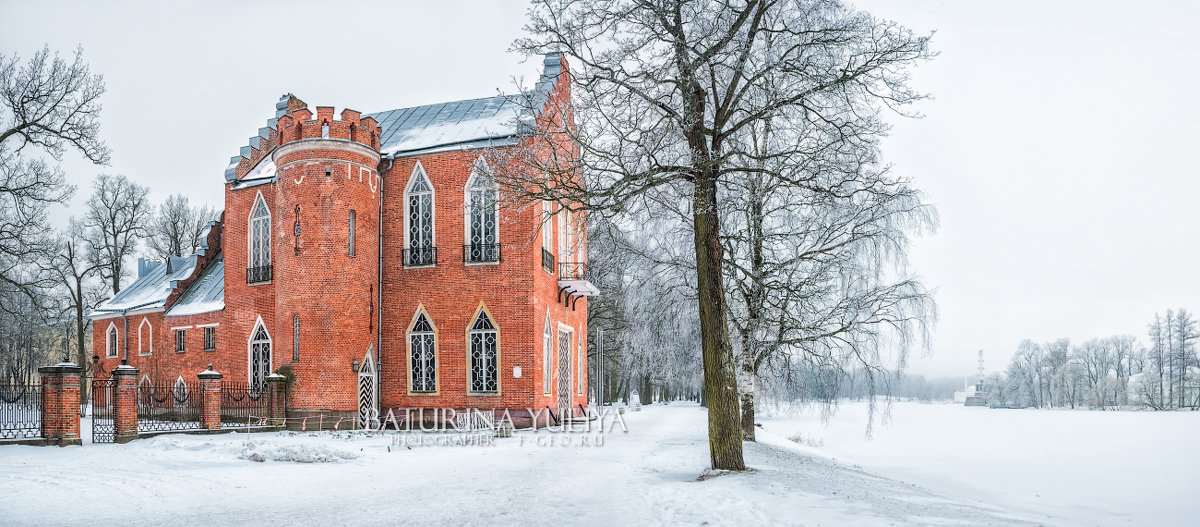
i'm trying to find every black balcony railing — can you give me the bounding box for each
[404,246,437,267]
[463,243,501,263]
[542,248,555,273]
[246,265,272,284]
[558,261,588,281]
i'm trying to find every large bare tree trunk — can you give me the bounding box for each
[694,169,745,471]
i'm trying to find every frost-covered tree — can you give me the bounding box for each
[0,46,108,303]
[505,0,932,470]
[146,193,216,260]
[84,174,150,295]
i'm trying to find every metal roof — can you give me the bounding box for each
[165,255,224,317]
[91,255,197,316]
[368,95,524,157]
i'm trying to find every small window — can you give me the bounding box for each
[203,327,215,351]
[349,209,356,257]
[543,314,552,395]
[175,329,186,353]
[293,315,300,362]
[578,333,585,395]
[106,324,118,358]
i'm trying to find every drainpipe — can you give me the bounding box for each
[377,153,389,409]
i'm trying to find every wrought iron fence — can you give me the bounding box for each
[558,261,589,281]
[137,380,202,433]
[221,381,267,426]
[404,246,437,267]
[0,382,41,440]
[542,248,555,273]
[463,243,501,263]
[246,264,273,284]
[92,378,114,443]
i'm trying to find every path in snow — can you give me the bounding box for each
[0,403,1040,526]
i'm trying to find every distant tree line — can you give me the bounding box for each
[988,310,1200,410]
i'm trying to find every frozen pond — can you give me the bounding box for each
[761,401,1200,526]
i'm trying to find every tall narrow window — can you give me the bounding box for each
[138,318,152,356]
[578,333,585,395]
[405,164,435,266]
[468,310,498,392]
[409,311,436,393]
[106,323,118,358]
[292,315,300,362]
[541,201,554,272]
[248,192,271,283]
[203,327,215,351]
[175,329,186,353]
[464,160,499,263]
[543,314,552,395]
[348,209,356,257]
[249,320,272,392]
[558,208,568,265]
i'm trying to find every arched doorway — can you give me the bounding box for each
[358,348,378,429]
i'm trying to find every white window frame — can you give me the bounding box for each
[408,307,438,394]
[542,201,553,253]
[138,317,153,356]
[558,206,569,263]
[404,162,436,268]
[467,306,500,394]
[248,191,271,272]
[578,329,585,396]
[247,316,272,391]
[543,310,553,395]
[106,322,118,358]
[463,158,499,265]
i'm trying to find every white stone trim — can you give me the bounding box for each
[138,317,153,356]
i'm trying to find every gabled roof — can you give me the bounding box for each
[165,255,224,317]
[91,256,197,317]
[368,95,525,157]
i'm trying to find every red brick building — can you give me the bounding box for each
[89,54,596,427]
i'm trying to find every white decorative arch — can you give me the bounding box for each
[138,317,153,356]
[247,316,272,391]
[404,161,436,267]
[173,375,188,406]
[358,345,378,428]
[106,321,118,358]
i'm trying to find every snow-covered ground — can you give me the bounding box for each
[1,402,1046,526]
[761,401,1200,527]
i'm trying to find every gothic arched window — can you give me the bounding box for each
[409,310,436,393]
[468,309,498,393]
[405,163,435,266]
[464,159,498,263]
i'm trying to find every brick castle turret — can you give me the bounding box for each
[272,98,382,416]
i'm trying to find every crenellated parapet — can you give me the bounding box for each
[276,104,381,150]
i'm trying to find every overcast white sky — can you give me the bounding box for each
[3,1,1198,378]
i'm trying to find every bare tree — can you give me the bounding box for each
[85,174,150,295]
[146,193,216,260]
[47,217,105,399]
[507,0,932,470]
[0,45,109,302]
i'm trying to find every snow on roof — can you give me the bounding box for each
[369,95,524,157]
[166,255,224,317]
[92,255,197,317]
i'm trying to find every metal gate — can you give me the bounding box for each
[92,377,115,443]
[557,329,572,412]
[0,381,42,440]
[138,378,202,433]
[357,352,377,429]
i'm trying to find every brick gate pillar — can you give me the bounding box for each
[111,365,139,443]
[266,373,287,424]
[38,362,82,446]
[198,365,222,430]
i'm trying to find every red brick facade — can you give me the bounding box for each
[91,55,588,423]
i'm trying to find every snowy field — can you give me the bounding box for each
[1,402,1192,526]
[761,401,1200,526]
